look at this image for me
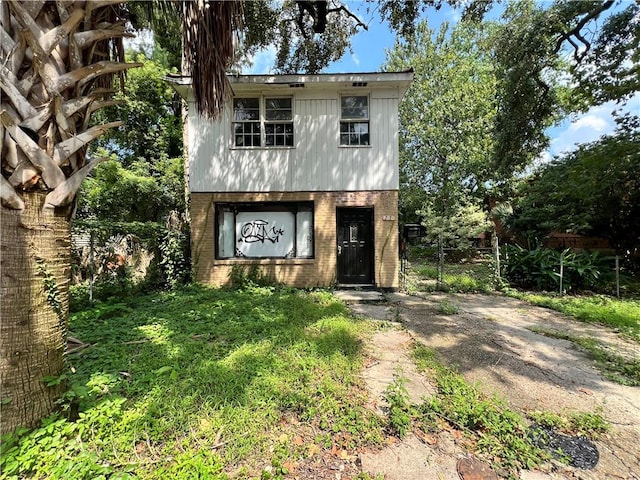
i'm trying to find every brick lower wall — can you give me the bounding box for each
[191,191,399,288]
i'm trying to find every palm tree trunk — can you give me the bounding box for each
[1,0,243,435]
[1,192,72,433]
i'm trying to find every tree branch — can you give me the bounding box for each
[326,6,368,31]
[553,0,614,61]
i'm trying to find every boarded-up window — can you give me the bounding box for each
[216,202,314,259]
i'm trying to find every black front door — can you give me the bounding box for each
[336,207,374,285]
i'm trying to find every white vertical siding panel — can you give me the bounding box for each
[294,99,311,190]
[188,90,400,193]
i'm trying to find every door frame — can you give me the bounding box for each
[336,206,375,286]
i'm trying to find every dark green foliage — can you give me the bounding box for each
[77,158,184,223]
[491,1,562,175]
[70,220,191,308]
[159,229,191,289]
[80,54,185,224]
[574,3,640,105]
[511,117,640,255]
[91,53,182,166]
[501,245,611,293]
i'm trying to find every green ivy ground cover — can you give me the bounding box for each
[1,285,383,479]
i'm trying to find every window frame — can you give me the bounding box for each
[339,94,370,147]
[232,97,261,148]
[232,96,294,149]
[215,201,314,260]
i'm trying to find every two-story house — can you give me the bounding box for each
[168,70,413,289]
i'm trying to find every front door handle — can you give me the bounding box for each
[337,245,342,255]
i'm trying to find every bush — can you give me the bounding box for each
[501,245,612,293]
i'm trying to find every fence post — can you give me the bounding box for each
[492,234,500,284]
[437,232,444,290]
[616,255,620,298]
[89,230,95,303]
[559,252,564,295]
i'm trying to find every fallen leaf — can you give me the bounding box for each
[294,436,304,446]
[283,461,297,473]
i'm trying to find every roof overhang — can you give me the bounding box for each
[165,69,414,100]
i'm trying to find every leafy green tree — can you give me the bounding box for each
[386,19,497,241]
[573,3,640,106]
[78,53,186,223]
[91,53,183,167]
[77,157,184,223]
[512,116,640,255]
[490,0,637,175]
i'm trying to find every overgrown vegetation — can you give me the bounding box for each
[1,286,384,479]
[500,245,617,294]
[407,254,640,389]
[408,249,496,294]
[408,252,640,345]
[528,328,640,386]
[511,293,640,343]
[383,373,413,438]
[70,219,191,311]
[411,344,609,477]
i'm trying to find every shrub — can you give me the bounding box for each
[501,245,612,293]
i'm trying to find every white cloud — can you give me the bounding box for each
[568,114,608,133]
[547,101,619,157]
[351,52,361,67]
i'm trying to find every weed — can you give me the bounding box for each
[438,299,459,315]
[411,343,613,476]
[529,327,640,386]
[229,264,277,288]
[509,293,640,342]
[568,411,609,438]
[2,285,383,479]
[528,409,609,440]
[383,372,414,438]
[411,259,496,294]
[412,344,546,474]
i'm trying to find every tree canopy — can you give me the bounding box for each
[385,19,497,241]
[511,116,640,255]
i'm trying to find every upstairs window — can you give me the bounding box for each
[340,95,369,146]
[233,97,294,148]
[233,98,260,147]
[265,98,294,147]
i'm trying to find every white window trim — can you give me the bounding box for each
[339,93,371,148]
[232,96,295,149]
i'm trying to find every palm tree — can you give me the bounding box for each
[0,0,243,435]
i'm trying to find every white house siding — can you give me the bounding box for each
[187,88,401,193]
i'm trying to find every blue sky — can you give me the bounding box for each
[245,1,639,163]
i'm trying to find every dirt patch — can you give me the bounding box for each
[355,293,640,480]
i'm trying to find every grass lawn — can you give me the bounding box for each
[1,285,384,479]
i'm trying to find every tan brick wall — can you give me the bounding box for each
[191,191,399,288]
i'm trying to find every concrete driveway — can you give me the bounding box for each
[344,292,640,480]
